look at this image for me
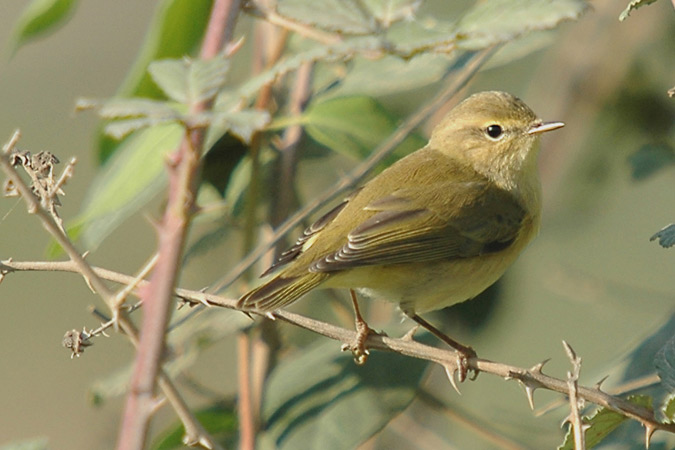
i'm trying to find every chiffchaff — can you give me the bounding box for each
[238,91,563,369]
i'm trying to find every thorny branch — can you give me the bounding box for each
[2,258,675,445]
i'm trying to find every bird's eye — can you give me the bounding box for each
[486,124,503,139]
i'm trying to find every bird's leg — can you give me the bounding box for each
[409,314,478,382]
[341,289,375,365]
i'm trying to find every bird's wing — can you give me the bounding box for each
[309,181,527,272]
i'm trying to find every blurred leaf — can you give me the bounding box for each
[623,313,675,382]
[297,96,425,163]
[208,109,270,145]
[651,224,675,249]
[362,0,422,27]
[9,0,78,53]
[262,341,428,450]
[655,334,675,392]
[662,393,675,422]
[456,0,590,50]
[277,0,376,34]
[628,143,675,181]
[558,395,652,450]
[76,124,183,250]
[77,97,181,119]
[151,402,238,450]
[0,437,49,450]
[619,0,659,21]
[148,57,230,104]
[97,0,213,162]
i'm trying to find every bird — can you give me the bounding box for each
[237,91,564,374]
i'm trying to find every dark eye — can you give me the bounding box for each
[486,124,503,139]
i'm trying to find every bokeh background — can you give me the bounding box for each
[0,1,673,448]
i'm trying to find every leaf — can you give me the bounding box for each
[148,57,230,104]
[262,341,428,450]
[558,395,652,450]
[619,0,659,21]
[623,312,675,382]
[651,224,675,249]
[628,143,675,181]
[362,0,422,27]
[277,0,376,34]
[655,334,675,392]
[662,393,675,423]
[96,0,213,162]
[9,0,78,54]
[75,124,183,250]
[456,0,590,50]
[298,96,426,163]
[151,402,238,450]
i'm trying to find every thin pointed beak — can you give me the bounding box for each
[528,121,565,135]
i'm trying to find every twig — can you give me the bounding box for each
[209,46,498,293]
[563,341,585,450]
[3,258,674,440]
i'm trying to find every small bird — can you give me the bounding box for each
[238,91,563,371]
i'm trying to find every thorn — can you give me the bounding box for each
[530,358,550,374]
[645,424,655,449]
[443,364,462,395]
[524,384,537,410]
[562,340,577,361]
[266,312,276,321]
[594,375,609,391]
[402,325,419,341]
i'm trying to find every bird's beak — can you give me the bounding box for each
[528,121,565,135]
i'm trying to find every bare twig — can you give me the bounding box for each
[563,341,585,450]
[3,258,674,441]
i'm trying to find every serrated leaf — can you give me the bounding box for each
[363,0,422,27]
[662,393,675,423]
[77,97,180,120]
[456,0,590,50]
[623,313,675,382]
[628,143,675,180]
[151,402,238,450]
[298,96,426,163]
[655,334,675,392]
[208,109,271,145]
[148,57,230,105]
[277,0,376,34]
[558,395,652,450]
[96,0,213,162]
[651,224,675,249]
[9,0,78,53]
[75,124,183,250]
[262,341,427,450]
[619,0,659,21]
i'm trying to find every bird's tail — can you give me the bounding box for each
[237,272,328,313]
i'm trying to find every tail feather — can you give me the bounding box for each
[238,272,327,313]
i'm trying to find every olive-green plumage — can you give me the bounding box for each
[238,91,563,316]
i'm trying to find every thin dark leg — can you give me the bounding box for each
[409,313,478,381]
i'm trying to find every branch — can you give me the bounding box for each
[3,258,675,441]
[116,0,242,448]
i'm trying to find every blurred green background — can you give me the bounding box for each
[0,1,673,448]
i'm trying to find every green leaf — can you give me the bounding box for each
[298,96,426,163]
[364,0,423,27]
[9,0,78,54]
[148,57,230,104]
[628,143,675,181]
[662,393,675,423]
[277,0,376,34]
[619,0,659,21]
[151,402,238,450]
[97,0,213,162]
[262,341,428,450]
[651,224,675,249]
[456,0,590,50]
[655,334,675,392]
[76,124,183,250]
[558,395,652,450]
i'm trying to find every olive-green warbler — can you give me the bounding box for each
[237,91,563,365]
